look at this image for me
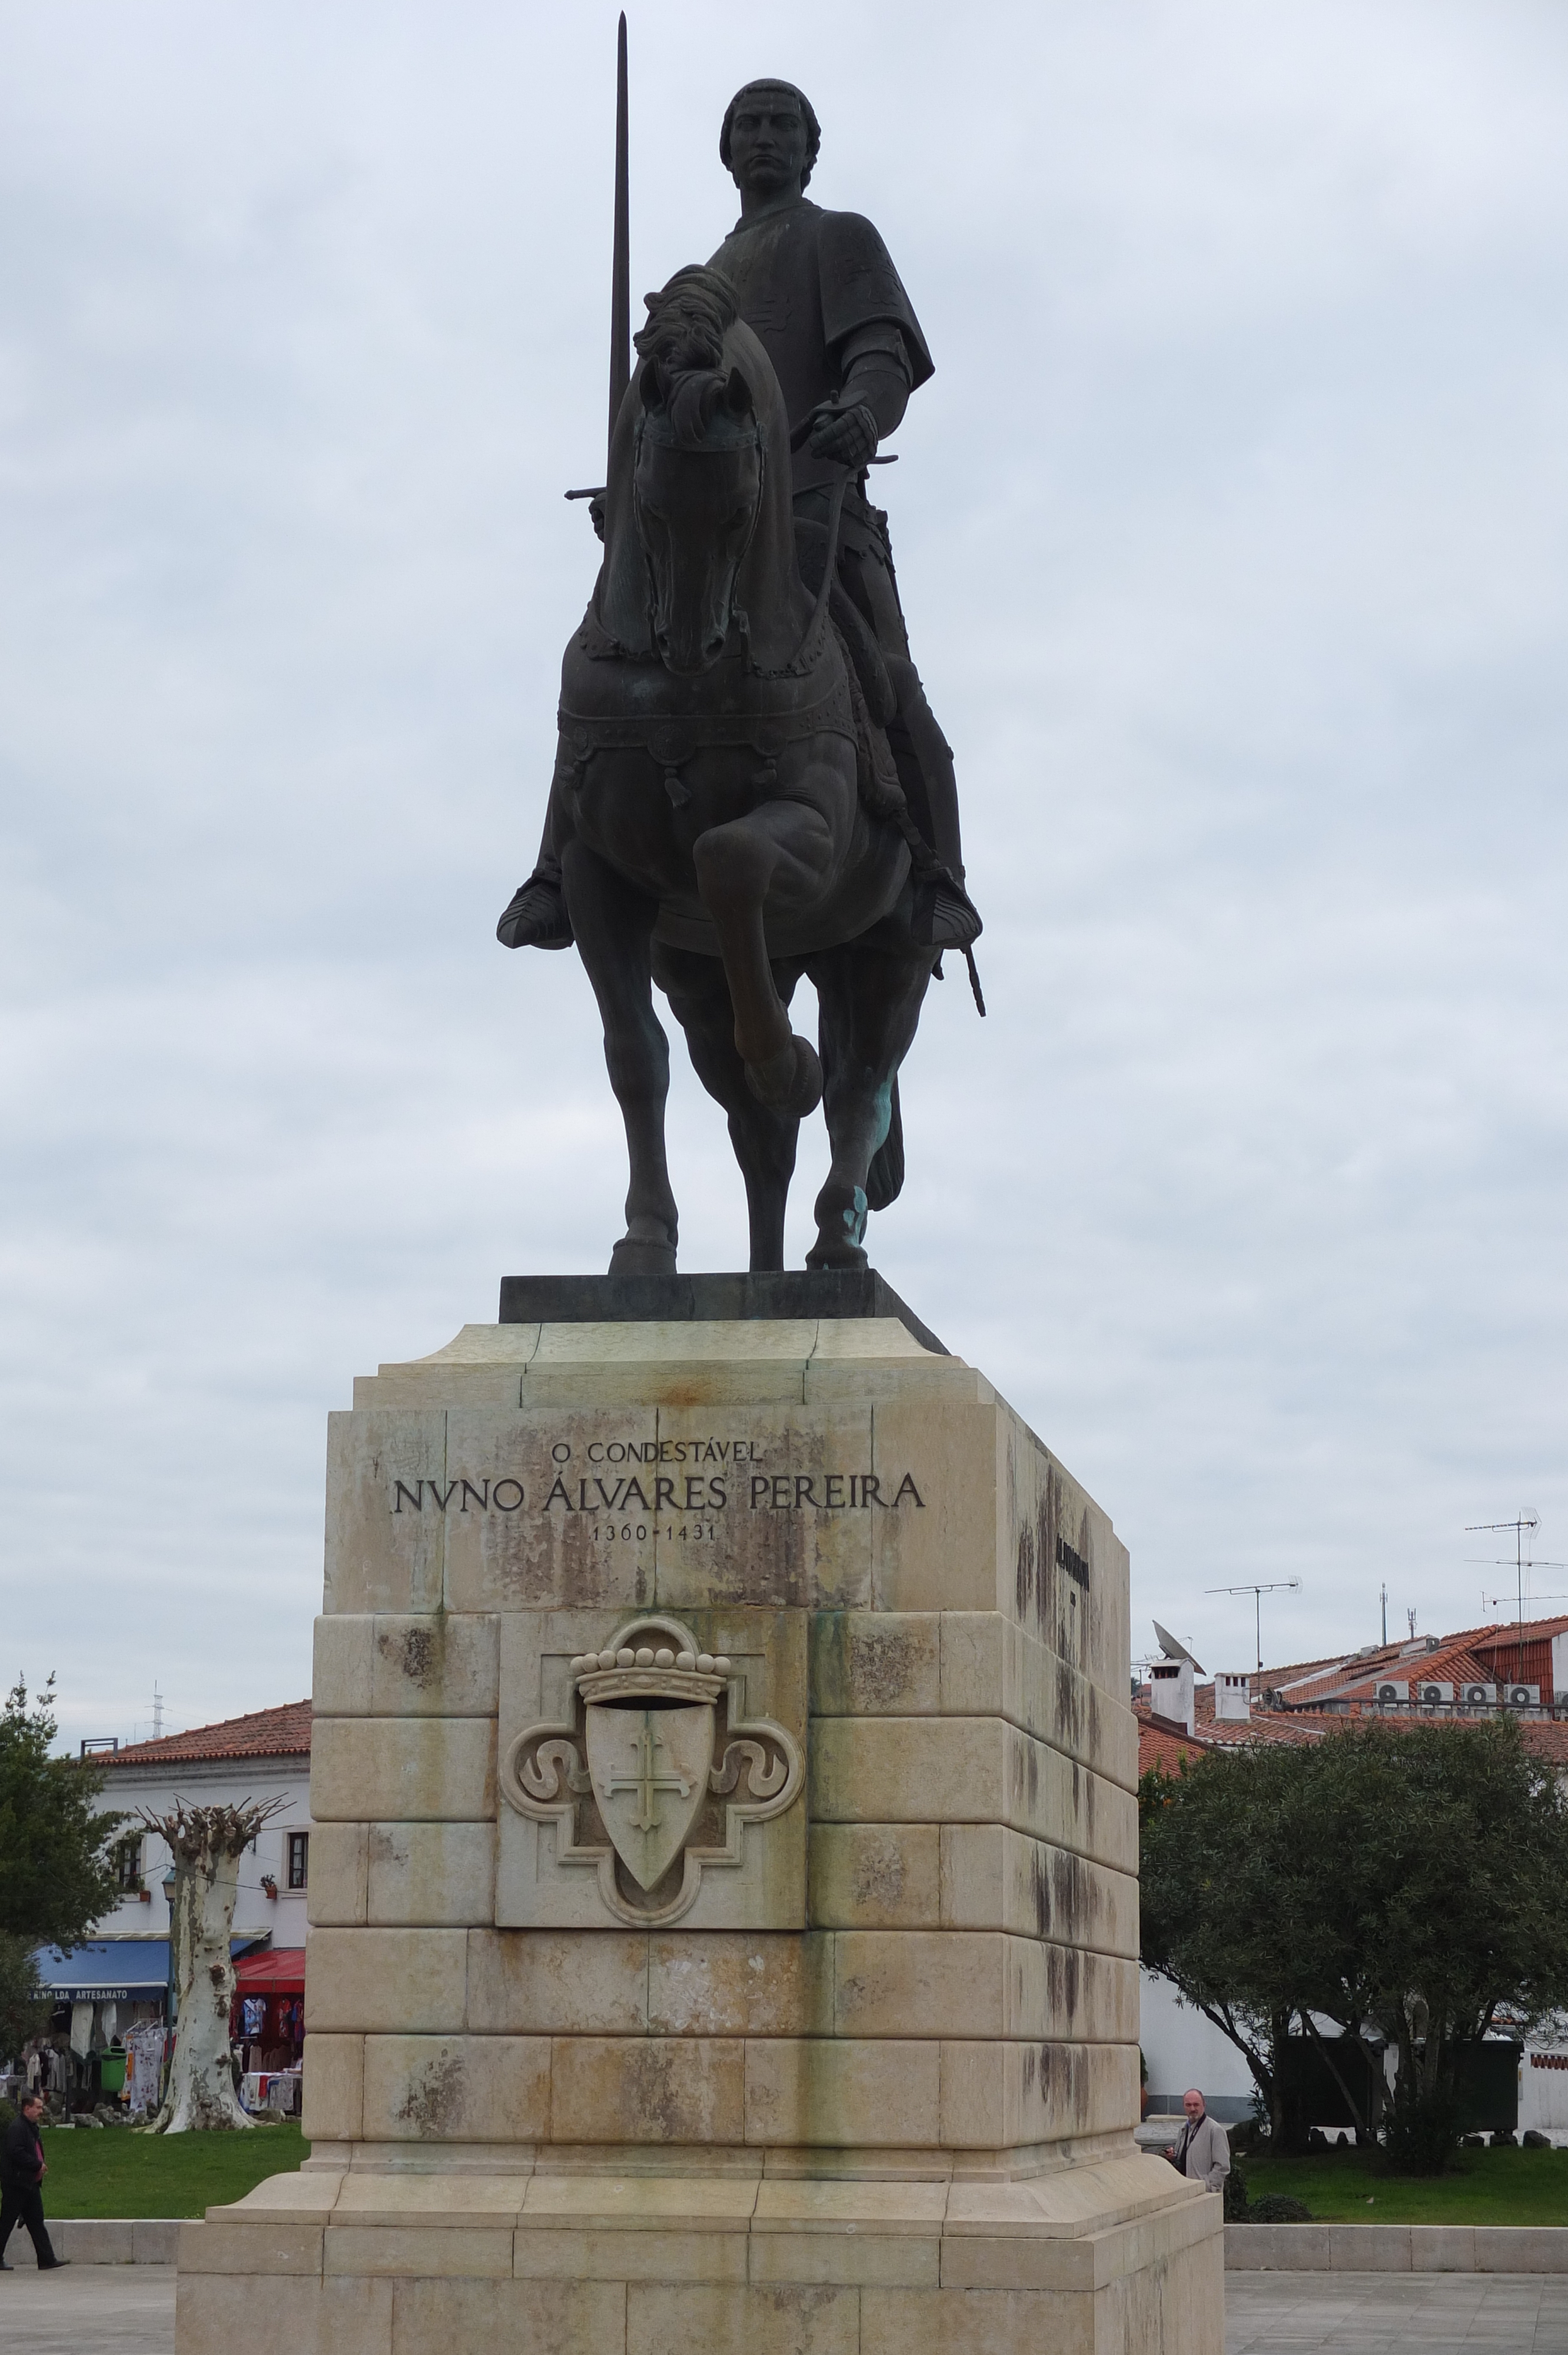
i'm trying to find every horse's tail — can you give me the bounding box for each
[866,1077,905,1212]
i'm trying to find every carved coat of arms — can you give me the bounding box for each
[499,1613,802,1926]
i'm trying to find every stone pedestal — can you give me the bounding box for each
[175,1288,1222,2355]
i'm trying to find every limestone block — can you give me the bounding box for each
[366,1822,494,1925]
[300,2035,363,2141]
[325,1409,448,1615]
[437,1404,671,1614]
[833,1932,1011,2039]
[305,1928,467,2034]
[809,1614,941,1717]
[325,2225,513,2277]
[521,2176,759,2228]
[370,1613,500,1716]
[332,2172,528,2226]
[938,2039,1138,2149]
[549,2035,746,2145]
[214,2171,344,2220]
[938,1616,1140,1792]
[861,2285,1093,2355]
[174,2274,392,2355]
[177,2218,323,2273]
[1409,2226,1477,2270]
[650,1404,878,1614]
[311,1717,496,1823]
[752,2181,949,2234]
[389,2277,626,2355]
[513,2229,748,2281]
[809,1719,1138,1875]
[743,2039,941,2148]
[307,1824,369,1926]
[937,1825,1139,1952]
[749,2234,941,2287]
[360,2034,551,2141]
[861,1398,1002,1617]
[649,1933,833,2038]
[809,1823,941,1930]
[466,1928,650,2035]
[626,2283,859,2355]
[314,1616,374,1714]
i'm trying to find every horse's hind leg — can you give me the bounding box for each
[562,840,679,1275]
[656,946,801,1273]
[807,940,931,1271]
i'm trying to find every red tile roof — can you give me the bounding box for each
[101,1700,311,1767]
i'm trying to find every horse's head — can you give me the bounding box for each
[631,271,764,676]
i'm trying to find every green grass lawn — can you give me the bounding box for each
[1240,2143,1568,2226]
[37,2120,308,2218]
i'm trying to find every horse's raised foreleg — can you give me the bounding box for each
[655,945,803,1273]
[806,936,932,1271]
[692,806,828,1119]
[561,840,679,1275]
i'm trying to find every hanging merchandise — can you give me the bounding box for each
[69,2002,93,2061]
[241,1996,266,2039]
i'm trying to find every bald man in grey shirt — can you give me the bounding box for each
[1170,2088,1230,2194]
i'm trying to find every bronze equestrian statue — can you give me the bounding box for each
[497,77,981,1277]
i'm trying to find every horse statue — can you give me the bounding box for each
[536,266,953,1276]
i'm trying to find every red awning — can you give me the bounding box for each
[232,1948,305,1994]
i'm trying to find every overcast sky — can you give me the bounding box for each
[3,1,1567,1747]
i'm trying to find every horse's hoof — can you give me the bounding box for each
[745,1034,823,1119]
[609,1233,677,1276]
[807,1180,869,1270]
[806,1236,869,1272]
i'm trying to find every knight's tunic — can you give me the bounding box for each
[708,200,932,496]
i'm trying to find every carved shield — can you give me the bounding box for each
[585,1703,714,1892]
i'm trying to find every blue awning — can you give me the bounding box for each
[33,1938,265,2002]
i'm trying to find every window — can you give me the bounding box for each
[287,1831,309,1890]
[114,1836,143,1892]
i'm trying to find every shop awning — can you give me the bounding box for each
[34,1938,268,2002]
[233,1947,305,1995]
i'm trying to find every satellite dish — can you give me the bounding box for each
[1152,1620,1206,1673]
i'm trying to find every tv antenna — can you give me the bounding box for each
[1466,1513,1564,1684]
[1205,1580,1301,1673]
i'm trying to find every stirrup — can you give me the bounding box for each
[912,871,982,953]
[496,870,573,951]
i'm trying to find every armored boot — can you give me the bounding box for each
[496,860,573,951]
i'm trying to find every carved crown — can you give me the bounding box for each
[570,1640,733,1709]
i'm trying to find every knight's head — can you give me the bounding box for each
[633,269,762,676]
[720,79,820,200]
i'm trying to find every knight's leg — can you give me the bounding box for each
[841,540,969,884]
[655,946,803,1273]
[691,800,833,1117]
[560,839,678,1273]
[806,934,932,1271]
[497,762,572,950]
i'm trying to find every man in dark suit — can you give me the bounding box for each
[0,2092,67,2271]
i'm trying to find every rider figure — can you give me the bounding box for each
[498,77,978,957]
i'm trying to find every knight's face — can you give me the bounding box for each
[728,96,808,197]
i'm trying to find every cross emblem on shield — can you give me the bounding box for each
[586,1704,714,1891]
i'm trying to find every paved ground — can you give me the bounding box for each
[0,2263,175,2353]
[1228,2271,1568,2354]
[0,2266,1564,2353]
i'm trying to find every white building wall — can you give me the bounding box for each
[1139,1968,1258,2121]
[92,1755,312,1949]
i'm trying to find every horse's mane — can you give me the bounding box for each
[633,268,739,450]
[592,266,813,674]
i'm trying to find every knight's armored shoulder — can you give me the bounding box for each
[815,209,934,389]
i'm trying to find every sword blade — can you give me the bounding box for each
[608,12,630,470]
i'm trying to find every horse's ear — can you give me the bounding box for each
[639,357,663,412]
[722,367,754,419]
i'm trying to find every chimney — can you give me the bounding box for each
[1215,1673,1251,1723]
[1150,1659,1195,1736]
